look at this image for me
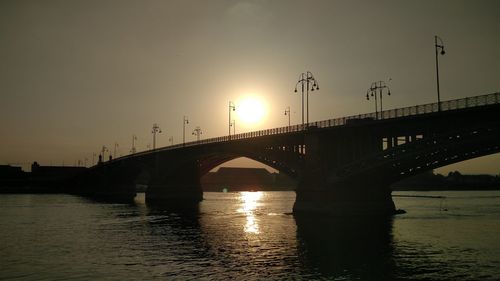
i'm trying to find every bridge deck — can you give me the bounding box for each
[117,92,500,161]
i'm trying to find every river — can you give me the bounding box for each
[1,190,499,280]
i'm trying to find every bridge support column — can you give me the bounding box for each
[294,131,396,216]
[145,161,203,207]
[293,185,395,216]
[71,165,138,203]
[73,184,137,203]
[93,184,137,202]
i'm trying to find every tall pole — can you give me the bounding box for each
[183,116,189,145]
[366,81,391,120]
[228,101,236,139]
[435,35,445,112]
[301,73,305,126]
[192,126,202,141]
[294,72,319,128]
[151,123,161,150]
[130,135,137,154]
[379,82,383,114]
[232,120,236,135]
[306,73,310,124]
[284,106,290,126]
[101,146,107,162]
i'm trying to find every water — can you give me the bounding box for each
[1,191,500,280]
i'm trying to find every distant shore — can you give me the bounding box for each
[1,165,499,194]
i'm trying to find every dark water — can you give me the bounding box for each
[1,191,500,280]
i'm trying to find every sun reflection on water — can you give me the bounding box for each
[237,191,263,234]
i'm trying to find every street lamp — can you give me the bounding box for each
[435,35,446,112]
[183,116,189,145]
[231,119,236,135]
[130,135,137,154]
[228,101,236,139]
[151,123,162,150]
[101,146,108,163]
[294,71,319,127]
[284,106,291,126]
[366,80,391,120]
[192,126,203,141]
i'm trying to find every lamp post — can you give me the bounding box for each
[435,35,446,112]
[231,119,236,135]
[228,101,236,139]
[192,126,202,141]
[366,80,391,120]
[101,146,108,163]
[151,123,162,150]
[183,116,189,145]
[130,135,137,154]
[284,106,291,126]
[294,71,319,127]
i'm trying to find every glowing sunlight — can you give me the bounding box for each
[237,191,263,234]
[237,97,266,126]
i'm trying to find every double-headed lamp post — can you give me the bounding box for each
[192,126,202,141]
[151,123,162,150]
[294,71,319,127]
[183,116,189,145]
[228,101,236,139]
[366,81,391,120]
[284,106,291,126]
[435,35,446,112]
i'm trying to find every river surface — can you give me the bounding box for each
[1,190,500,280]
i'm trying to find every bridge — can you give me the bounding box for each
[72,92,500,215]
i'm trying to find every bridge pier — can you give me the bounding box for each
[70,164,139,203]
[146,184,203,205]
[145,161,203,207]
[88,184,137,203]
[293,185,396,216]
[293,131,396,216]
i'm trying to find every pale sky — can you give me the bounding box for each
[1,0,499,174]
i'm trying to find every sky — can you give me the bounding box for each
[1,0,499,174]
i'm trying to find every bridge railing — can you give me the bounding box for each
[194,92,500,144]
[306,92,500,128]
[115,92,500,161]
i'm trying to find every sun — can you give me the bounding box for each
[237,97,266,125]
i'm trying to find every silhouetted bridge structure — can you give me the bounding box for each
[73,92,500,215]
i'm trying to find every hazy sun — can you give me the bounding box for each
[237,97,266,125]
